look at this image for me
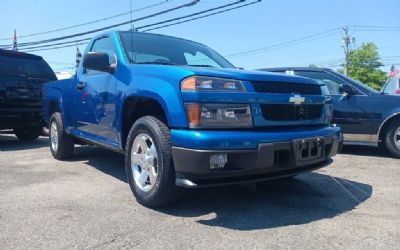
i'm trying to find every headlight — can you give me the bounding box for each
[324,103,333,124]
[181,76,245,92]
[321,84,333,123]
[185,103,253,128]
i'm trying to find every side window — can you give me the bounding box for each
[294,71,343,95]
[383,78,397,93]
[85,37,116,75]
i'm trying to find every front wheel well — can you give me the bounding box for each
[122,96,168,149]
[379,114,400,142]
[48,100,60,115]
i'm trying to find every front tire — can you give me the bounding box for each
[384,118,400,159]
[49,112,74,160]
[125,116,181,207]
[13,126,42,141]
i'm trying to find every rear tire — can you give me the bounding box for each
[125,116,181,207]
[13,126,42,141]
[49,112,74,160]
[384,119,400,159]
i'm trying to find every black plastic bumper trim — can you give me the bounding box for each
[172,135,341,187]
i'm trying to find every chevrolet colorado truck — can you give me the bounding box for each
[0,49,57,140]
[43,31,342,207]
[263,67,400,158]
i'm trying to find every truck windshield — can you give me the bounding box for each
[119,32,234,68]
[0,56,56,80]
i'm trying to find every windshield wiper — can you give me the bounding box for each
[133,61,179,66]
[187,64,215,68]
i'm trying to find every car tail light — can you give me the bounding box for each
[395,89,400,95]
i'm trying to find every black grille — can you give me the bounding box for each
[260,104,323,121]
[252,82,321,95]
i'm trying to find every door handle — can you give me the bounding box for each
[77,81,86,91]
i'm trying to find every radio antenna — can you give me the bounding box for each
[130,0,134,31]
[129,0,135,63]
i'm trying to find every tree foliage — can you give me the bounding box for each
[338,42,387,90]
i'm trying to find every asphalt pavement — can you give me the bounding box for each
[0,133,399,250]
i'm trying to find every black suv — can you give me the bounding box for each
[261,67,400,158]
[0,49,57,140]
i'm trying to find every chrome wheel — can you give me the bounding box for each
[131,133,158,192]
[50,121,58,152]
[395,126,400,149]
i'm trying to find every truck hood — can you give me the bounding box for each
[181,66,320,85]
[128,64,321,86]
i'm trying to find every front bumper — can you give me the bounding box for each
[171,126,342,188]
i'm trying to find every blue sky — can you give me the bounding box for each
[0,0,398,74]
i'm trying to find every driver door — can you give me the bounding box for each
[73,36,118,144]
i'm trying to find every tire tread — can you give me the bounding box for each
[49,112,74,160]
[125,116,181,207]
[384,118,400,159]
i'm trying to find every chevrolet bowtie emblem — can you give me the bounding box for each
[289,94,305,105]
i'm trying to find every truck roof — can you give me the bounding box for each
[0,49,43,61]
[95,30,211,49]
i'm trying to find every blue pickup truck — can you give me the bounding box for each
[43,31,342,207]
[263,67,400,158]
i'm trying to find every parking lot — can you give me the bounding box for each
[0,133,399,250]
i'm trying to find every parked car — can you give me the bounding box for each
[381,76,400,95]
[43,31,342,207]
[0,49,57,140]
[261,67,400,158]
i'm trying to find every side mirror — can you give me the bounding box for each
[339,84,356,96]
[83,52,115,74]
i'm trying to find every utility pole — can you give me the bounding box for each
[342,26,355,76]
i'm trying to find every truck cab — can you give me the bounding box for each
[43,31,342,207]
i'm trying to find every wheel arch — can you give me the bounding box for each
[44,97,63,125]
[120,95,170,150]
[378,112,400,142]
[48,100,60,115]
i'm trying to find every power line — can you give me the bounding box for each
[1,0,199,48]
[0,0,171,41]
[20,37,91,51]
[349,25,400,31]
[17,0,256,53]
[142,0,261,32]
[1,0,37,11]
[23,42,88,53]
[224,27,341,58]
[0,0,125,31]
[136,0,250,31]
[223,25,399,60]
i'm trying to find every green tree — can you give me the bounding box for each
[338,42,387,90]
